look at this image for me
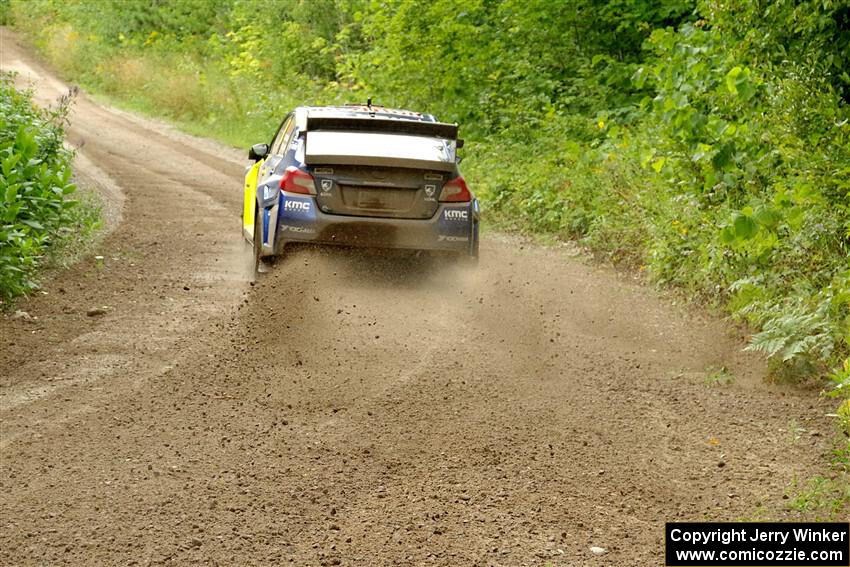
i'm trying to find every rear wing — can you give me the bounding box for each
[303,131,457,171]
[305,115,458,140]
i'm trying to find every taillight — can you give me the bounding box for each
[438,176,471,202]
[280,166,316,195]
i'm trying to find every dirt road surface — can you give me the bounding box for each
[0,28,836,566]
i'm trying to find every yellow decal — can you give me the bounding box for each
[243,160,263,238]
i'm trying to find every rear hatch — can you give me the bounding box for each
[303,115,458,219]
[310,165,446,219]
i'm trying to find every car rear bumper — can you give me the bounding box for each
[262,193,478,256]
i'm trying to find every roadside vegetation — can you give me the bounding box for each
[6,0,847,506]
[0,73,99,305]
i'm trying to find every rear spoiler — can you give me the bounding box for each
[306,116,458,140]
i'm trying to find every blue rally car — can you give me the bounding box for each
[241,103,479,272]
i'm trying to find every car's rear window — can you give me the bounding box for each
[304,131,456,171]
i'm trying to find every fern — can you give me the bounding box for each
[747,303,834,364]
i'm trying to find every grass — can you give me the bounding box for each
[41,188,104,270]
[704,366,735,386]
[786,474,850,520]
[782,416,850,519]
[4,192,105,309]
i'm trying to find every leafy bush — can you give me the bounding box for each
[0,73,82,304]
[635,7,849,379]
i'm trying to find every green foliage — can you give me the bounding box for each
[828,361,850,438]
[829,359,850,398]
[630,6,850,384]
[0,74,82,304]
[786,474,849,520]
[0,0,10,25]
[340,0,694,133]
[705,366,735,386]
[11,0,695,140]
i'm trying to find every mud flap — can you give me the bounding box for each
[243,160,263,240]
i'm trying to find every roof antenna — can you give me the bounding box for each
[367,97,373,109]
